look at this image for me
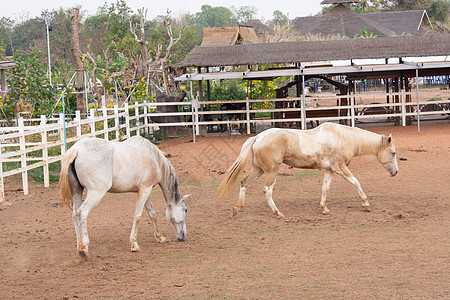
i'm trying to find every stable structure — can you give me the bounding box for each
[173,32,450,131]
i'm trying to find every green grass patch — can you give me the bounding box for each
[254,111,272,118]
[294,170,321,177]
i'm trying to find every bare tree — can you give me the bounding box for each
[129,8,149,79]
[129,9,186,93]
[85,51,101,104]
[70,8,87,117]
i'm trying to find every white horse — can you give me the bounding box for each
[219,123,398,217]
[59,136,189,257]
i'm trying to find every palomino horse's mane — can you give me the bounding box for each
[323,123,387,154]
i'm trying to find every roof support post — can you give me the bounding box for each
[351,81,356,127]
[301,75,306,130]
[385,58,389,105]
[206,67,211,102]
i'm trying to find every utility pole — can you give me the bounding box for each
[44,15,52,86]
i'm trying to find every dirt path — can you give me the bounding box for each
[1,123,449,299]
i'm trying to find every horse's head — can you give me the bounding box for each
[166,194,190,241]
[377,134,398,177]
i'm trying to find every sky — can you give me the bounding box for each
[0,0,323,21]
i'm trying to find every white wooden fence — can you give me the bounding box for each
[1,88,449,202]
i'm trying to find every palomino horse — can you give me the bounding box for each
[59,136,189,257]
[219,123,398,217]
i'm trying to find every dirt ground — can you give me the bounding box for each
[1,123,449,299]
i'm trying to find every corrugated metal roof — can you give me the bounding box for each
[321,0,360,4]
[175,60,450,81]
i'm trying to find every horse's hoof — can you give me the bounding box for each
[158,236,167,244]
[322,209,332,215]
[362,205,371,212]
[232,207,239,217]
[131,243,141,252]
[78,249,89,258]
[277,213,285,219]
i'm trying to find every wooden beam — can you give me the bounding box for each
[0,69,6,92]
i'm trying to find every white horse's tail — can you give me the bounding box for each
[218,136,257,201]
[59,148,78,209]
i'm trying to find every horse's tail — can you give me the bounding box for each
[218,136,257,201]
[58,148,78,209]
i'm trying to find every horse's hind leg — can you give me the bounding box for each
[264,172,284,218]
[69,168,84,254]
[320,170,333,215]
[144,200,167,244]
[77,190,106,257]
[72,185,84,254]
[130,187,153,252]
[233,166,263,216]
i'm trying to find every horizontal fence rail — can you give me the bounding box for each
[1,88,449,202]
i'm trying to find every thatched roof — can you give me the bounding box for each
[295,5,429,37]
[321,0,359,4]
[294,16,319,31]
[364,10,431,35]
[200,26,261,47]
[298,4,394,37]
[174,33,450,69]
[200,27,239,47]
[245,19,275,40]
[238,27,261,44]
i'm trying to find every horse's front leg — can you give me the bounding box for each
[320,170,333,215]
[130,188,152,252]
[144,200,167,244]
[336,165,370,210]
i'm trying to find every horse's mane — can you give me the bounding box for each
[128,136,181,203]
[321,123,386,154]
[151,140,181,204]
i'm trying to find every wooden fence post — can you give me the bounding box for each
[143,100,148,135]
[102,106,108,140]
[40,115,49,188]
[114,105,120,141]
[125,103,130,138]
[75,111,82,139]
[301,75,306,130]
[246,97,251,134]
[18,118,28,195]
[401,89,406,126]
[194,97,200,136]
[135,101,140,136]
[0,143,4,202]
[90,108,96,138]
[58,113,66,156]
[350,93,356,127]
